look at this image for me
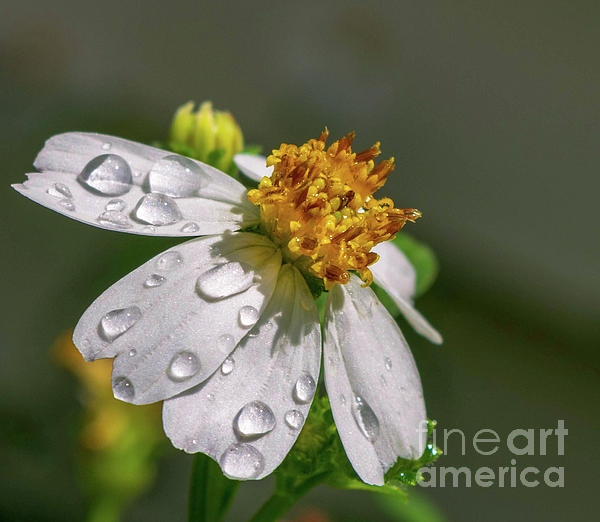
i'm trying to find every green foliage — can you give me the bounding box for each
[392,233,439,298]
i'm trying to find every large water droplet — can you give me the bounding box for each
[196,262,256,300]
[78,154,132,196]
[168,351,200,381]
[97,210,132,229]
[351,396,380,442]
[100,306,142,341]
[105,198,126,212]
[155,251,183,270]
[284,409,304,430]
[47,182,72,199]
[239,306,259,327]
[234,401,276,438]
[221,357,235,375]
[148,155,210,197]
[144,273,166,288]
[220,443,265,479]
[181,222,200,233]
[134,193,182,226]
[293,374,316,404]
[113,377,134,401]
[217,334,235,354]
[384,357,392,371]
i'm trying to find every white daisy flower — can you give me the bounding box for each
[13,129,441,486]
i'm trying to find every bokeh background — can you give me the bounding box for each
[1,1,598,521]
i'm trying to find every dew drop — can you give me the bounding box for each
[196,262,255,300]
[293,374,316,404]
[217,334,235,354]
[105,198,126,212]
[384,357,392,371]
[99,306,142,341]
[284,409,304,430]
[78,154,132,196]
[101,142,112,150]
[238,306,259,328]
[168,351,200,382]
[134,193,182,226]
[113,377,134,401]
[58,198,75,211]
[155,251,183,271]
[143,225,156,233]
[234,401,276,438]
[47,182,72,199]
[340,394,347,405]
[206,393,215,401]
[181,222,200,233]
[148,155,210,197]
[97,210,132,229]
[220,443,265,479]
[221,356,235,375]
[263,321,273,331]
[351,396,380,442]
[128,348,137,357]
[144,273,166,288]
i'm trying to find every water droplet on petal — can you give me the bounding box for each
[128,348,137,357]
[234,401,276,438]
[143,225,156,233]
[206,393,215,401]
[221,357,235,375]
[144,273,166,288]
[284,409,304,430]
[220,443,265,479]
[113,377,134,401]
[134,193,182,226]
[101,142,111,150]
[239,306,259,328]
[293,374,316,404]
[78,154,132,196]
[148,155,210,197]
[105,199,126,211]
[100,306,142,341]
[352,396,380,442]
[47,182,72,199]
[196,262,255,300]
[168,351,200,381]
[384,357,392,371]
[58,198,75,211]
[97,210,132,229]
[155,251,183,271]
[181,222,200,233]
[217,334,235,354]
[263,321,273,331]
[340,394,347,405]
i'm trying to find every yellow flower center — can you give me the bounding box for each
[247,130,421,289]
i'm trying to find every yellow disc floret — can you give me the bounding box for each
[247,130,421,289]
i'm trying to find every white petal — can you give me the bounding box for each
[371,241,442,345]
[163,264,321,480]
[73,232,281,404]
[324,275,428,486]
[234,154,273,182]
[13,132,259,236]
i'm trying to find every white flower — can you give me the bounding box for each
[13,131,441,485]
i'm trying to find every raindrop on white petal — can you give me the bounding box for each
[181,222,200,233]
[78,154,132,196]
[47,183,72,199]
[384,357,392,371]
[206,393,215,401]
[220,443,265,479]
[113,377,134,401]
[134,193,182,226]
[144,273,166,288]
[234,401,276,438]
[293,374,316,404]
[238,306,259,328]
[105,199,126,212]
[128,348,137,357]
[217,334,235,354]
[148,155,210,197]
[97,210,132,229]
[143,225,156,233]
[168,352,200,382]
[196,262,256,300]
[58,198,75,211]
[263,321,273,331]
[284,409,304,430]
[100,306,142,341]
[221,357,235,375]
[351,396,380,442]
[101,142,111,150]
[340,394,347,405]
[155,251,183,271]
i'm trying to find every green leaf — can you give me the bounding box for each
[391,233,439,298]
[188,453,240,522]
[377,490,447,522]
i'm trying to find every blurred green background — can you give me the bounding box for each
[1,1,598,521]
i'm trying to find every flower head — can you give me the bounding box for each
[13,125,441,486]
